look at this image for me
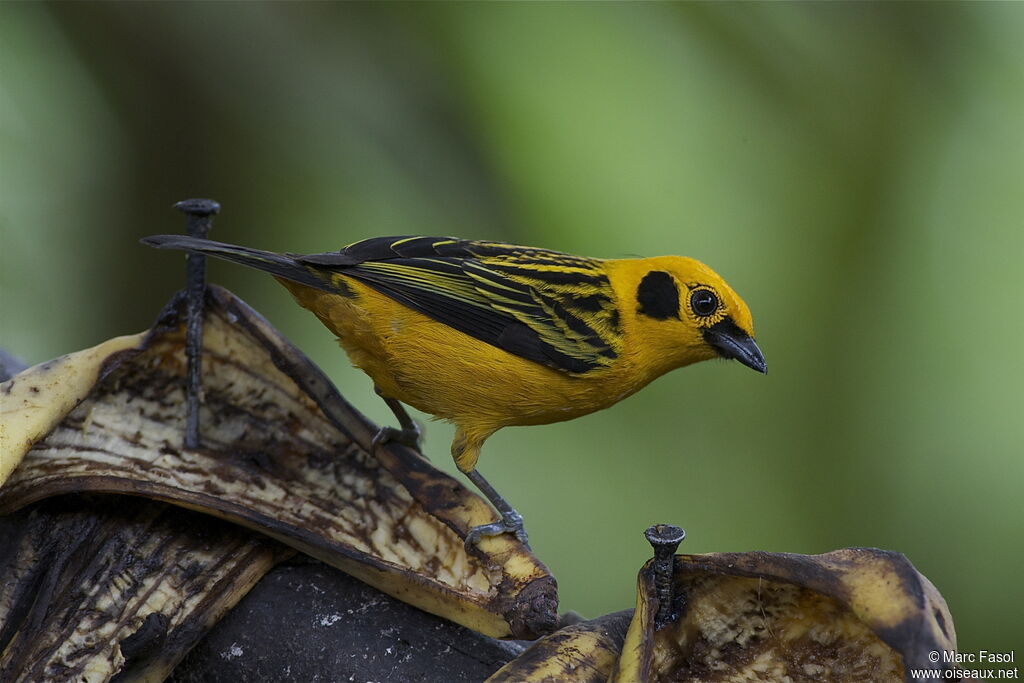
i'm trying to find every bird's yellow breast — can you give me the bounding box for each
[277,276,649,439]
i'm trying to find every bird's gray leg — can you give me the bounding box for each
[371,387,424,452]
[464,469,529,549]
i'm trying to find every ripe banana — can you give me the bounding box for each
[486,545,956,682]
[612,547,956,682]
[0,285,558,641]
[486,611,632,683]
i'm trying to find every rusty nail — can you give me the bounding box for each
[645,523,686,629]
[174,198,220,449]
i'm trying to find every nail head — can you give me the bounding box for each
[645,524,686,548]
[174,198,221,216]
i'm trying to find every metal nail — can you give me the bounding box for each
[174,198,220,449]
[644,523,686,629]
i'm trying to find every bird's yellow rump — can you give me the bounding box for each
[142,235,766,546]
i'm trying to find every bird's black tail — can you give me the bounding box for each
[141,235,334,292]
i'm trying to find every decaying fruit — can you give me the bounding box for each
[0,286,558,646]
[486,611,632,683]
[487,535,957,682]
[613,548,956,682]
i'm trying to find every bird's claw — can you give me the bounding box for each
[371,423,424,453]
[465,509,530,550]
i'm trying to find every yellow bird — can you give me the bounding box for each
[142,235,766,546]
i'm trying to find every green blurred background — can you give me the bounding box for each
[2,2,1022,657]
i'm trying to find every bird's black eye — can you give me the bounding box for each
[690,289,718,317]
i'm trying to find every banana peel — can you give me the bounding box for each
[487,547,956,683]
[0,285,557,641]
[486,611,633,683]
[0,495,290,683]
[613,548,956,683]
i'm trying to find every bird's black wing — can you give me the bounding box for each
[296,237,623,373]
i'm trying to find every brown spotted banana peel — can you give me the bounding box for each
[612,548,957,683]
[485,611,632,683]
[485,546,958,683]
[0,285,557,640]
[0,497,290,683]
[0,332,147,483]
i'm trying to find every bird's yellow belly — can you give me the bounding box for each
[278,278,635,434]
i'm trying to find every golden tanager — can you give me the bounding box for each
[142,235,766,546]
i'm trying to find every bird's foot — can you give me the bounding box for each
[371,422,424,453]
[465,509,530,549]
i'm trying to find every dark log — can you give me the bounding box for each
[169,556,525,683]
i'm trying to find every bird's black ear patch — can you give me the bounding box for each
[636,271,680,320]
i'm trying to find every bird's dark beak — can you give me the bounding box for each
[702,318,767,374]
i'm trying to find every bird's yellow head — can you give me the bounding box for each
[612,255,766,377]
